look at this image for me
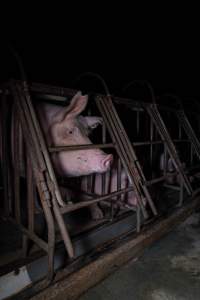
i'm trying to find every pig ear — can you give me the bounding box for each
[81,117,103,129]
[64,92,88,119]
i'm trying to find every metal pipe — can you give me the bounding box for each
[60,187,134,214]
[49,143,114,153]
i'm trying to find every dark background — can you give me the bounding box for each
[1,27,199,103]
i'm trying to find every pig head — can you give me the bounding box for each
[37,92,113,177]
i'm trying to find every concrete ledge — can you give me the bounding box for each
[27,196,200,300]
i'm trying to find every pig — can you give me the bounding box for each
[159,152,188,185]
[79,165,146,220]
[36,92,113,177]
[81,166,141,208]
[36,91,113,219]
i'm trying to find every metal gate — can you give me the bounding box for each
[1,80,200,283]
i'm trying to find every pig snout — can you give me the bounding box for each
[101,154,113,171]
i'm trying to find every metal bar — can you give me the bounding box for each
[19,83,65,207]
[60,187,134,214]
[11,84,45,172]
[27,154,35,232]
[97,97,149,217]
[97,98,147,216]
[133,141,163,146]
[150,117,153,167]
[36,171,56,281]
[163,184,181,191]
[145,176,166,186]
[45,175,73,259]
[49,143,114,152]
[1,92,12,216]
[117,158,122,201]
[9,217,48,252]
[101,121,107,195]
[13,109,21,223]
[16,82,75,261]
[11,82,57,280]
[146,104,193,195]
[177,110,200,160]
[3,80,200,116]
[104,97,157,216]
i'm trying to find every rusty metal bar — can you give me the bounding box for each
[20,83,65,207]
[15,82,75,261]
[11,82,57,280]
[60,187,134,214]
[49,143,114,153]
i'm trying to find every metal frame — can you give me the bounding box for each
[1,80,200,282]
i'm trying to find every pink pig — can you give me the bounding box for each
[37,92,113,177]
[36,92,113,219]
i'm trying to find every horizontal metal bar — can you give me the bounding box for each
[60,187,134,214]
[49,143,115,152]
[145,176,166,186]
[163,184,181,191]
[173,139,190,143]
[133,141,163,146]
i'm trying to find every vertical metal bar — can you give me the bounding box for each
[136,206,141,233]
[147,105,192,195]
[20,83,65,207]
[117,158,122,193]
[12,83,57,280]
[164,142,167,176]
[36,173,56,282]
[101,121,106,195]
[150,117,153,168]
[178,179,184,207]
[27,154,34,232]
[14,110,21,223]
[108,98,157,216]
[1,92,12,216]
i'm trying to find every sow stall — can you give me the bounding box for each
[0,80,200,299]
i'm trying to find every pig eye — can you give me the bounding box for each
[69,130,73,134]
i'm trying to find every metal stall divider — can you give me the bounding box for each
[3,79,200,285]
[146,103,193,206]
[6,80,149,281]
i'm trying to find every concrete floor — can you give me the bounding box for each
[79,213,200,300]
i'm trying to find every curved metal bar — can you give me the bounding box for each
[75,72,111,96]
[123,80,156,104]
